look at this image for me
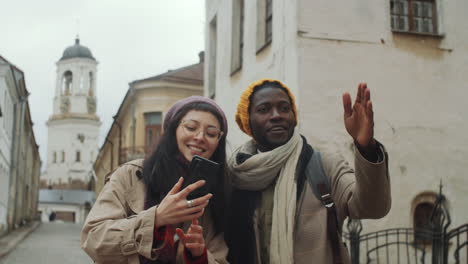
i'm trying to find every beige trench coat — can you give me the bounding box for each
[248,144,391,264]
[81,159,228,264]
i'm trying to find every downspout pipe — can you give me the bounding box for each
[129,83,136,153]
[105,137,114,171]
[113,115,122,165]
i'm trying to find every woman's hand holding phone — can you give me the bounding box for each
[155,177,212,227]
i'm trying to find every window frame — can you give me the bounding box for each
[231,0,244,75]
[256,0,272,54]
[390,0,442,36]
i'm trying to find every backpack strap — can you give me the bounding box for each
[305,151,343,264]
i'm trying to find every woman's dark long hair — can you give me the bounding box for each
[141,102,227,234]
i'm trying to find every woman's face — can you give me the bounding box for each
[176,110,222,162]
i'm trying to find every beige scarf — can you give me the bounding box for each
[228,129,303,264]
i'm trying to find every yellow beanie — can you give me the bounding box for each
[235,79,298,137]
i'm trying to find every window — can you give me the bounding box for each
[256,0,273,52]
[412,192,438,245]
[62,71,73,95]
[61,151,65,163]
[208,17,217,99]
[76,151,81,162]
[391,0,438,35]
[144,112,162,155]
[231,0,244,74]
[414,202,434,244]
[265,0,272,42]
[89,72,94,96]
[53,152,57,163]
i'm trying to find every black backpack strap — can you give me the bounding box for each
[305,151,343,264]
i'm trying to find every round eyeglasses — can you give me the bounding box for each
[179,119,224,142]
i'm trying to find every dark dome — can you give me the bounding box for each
[60,38,95,61]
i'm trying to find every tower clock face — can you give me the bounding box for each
[87,97,96,114]
[60,97,70,113]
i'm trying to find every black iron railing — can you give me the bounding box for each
[343,187,467,264]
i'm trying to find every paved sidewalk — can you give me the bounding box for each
[0,222,93,264]
[0,221,40,258]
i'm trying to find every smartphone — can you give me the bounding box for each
[184,155,220,200]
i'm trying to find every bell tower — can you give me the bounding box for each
[52,37,98,120]
[41,37,101,189]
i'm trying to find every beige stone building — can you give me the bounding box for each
[205,0,467,262]
[0,56,41,235]
[93,54,204,194]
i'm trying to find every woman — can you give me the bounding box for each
[81,96,229,264]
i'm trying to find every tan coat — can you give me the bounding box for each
[81,159,229,264]
[250,145,391,264]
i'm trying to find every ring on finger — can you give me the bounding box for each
[186,200,194,208]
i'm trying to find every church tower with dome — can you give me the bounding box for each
[40,37,101,190]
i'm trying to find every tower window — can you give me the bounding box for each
[62,71,73,95]
[76,151,81,162]
[89,72,94,96]
[61,151,65,163]
[53,152,57,163]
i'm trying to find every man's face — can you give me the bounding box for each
[249,86,296,151]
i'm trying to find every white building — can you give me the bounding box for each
[0,56,16,235]
[205,0,467,256]
[38,189,95,224]
[0,56,41,235]
[41,38,101,190]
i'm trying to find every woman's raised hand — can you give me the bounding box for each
[155,177,212,227]
[176,219,206,257]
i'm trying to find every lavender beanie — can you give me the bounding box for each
[163,96,228,135]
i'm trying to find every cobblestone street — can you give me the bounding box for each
[0,223,93,264]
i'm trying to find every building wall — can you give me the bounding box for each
[0,60,15,235]
[0,60,42,233]
[205,0,468,235]
[205,0,300,151]
[38,203,87,224]
[41,118,100,187]
[296,0,468,231]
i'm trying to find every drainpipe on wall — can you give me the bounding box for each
[105,137,114,171]
[129,84,136,153]
[113,115,122,165]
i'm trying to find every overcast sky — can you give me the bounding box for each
[1,0,205,167]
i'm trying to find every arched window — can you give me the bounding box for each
[412,192,438,244]
[88,72,94,96]
[62,71,73,95]
[414,202,434,244]
[61,151,65,163]
[53,152,57,163]
[76,151,81,162]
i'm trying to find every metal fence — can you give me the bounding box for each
[343,191,467,264]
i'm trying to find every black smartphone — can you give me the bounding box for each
[184,155,220,200]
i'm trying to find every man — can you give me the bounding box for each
[225,79,390,264]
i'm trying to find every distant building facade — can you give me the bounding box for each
[205,0,468,235]
[93,53,204,194]
[38,189,94,224]
[0,56,41,235]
